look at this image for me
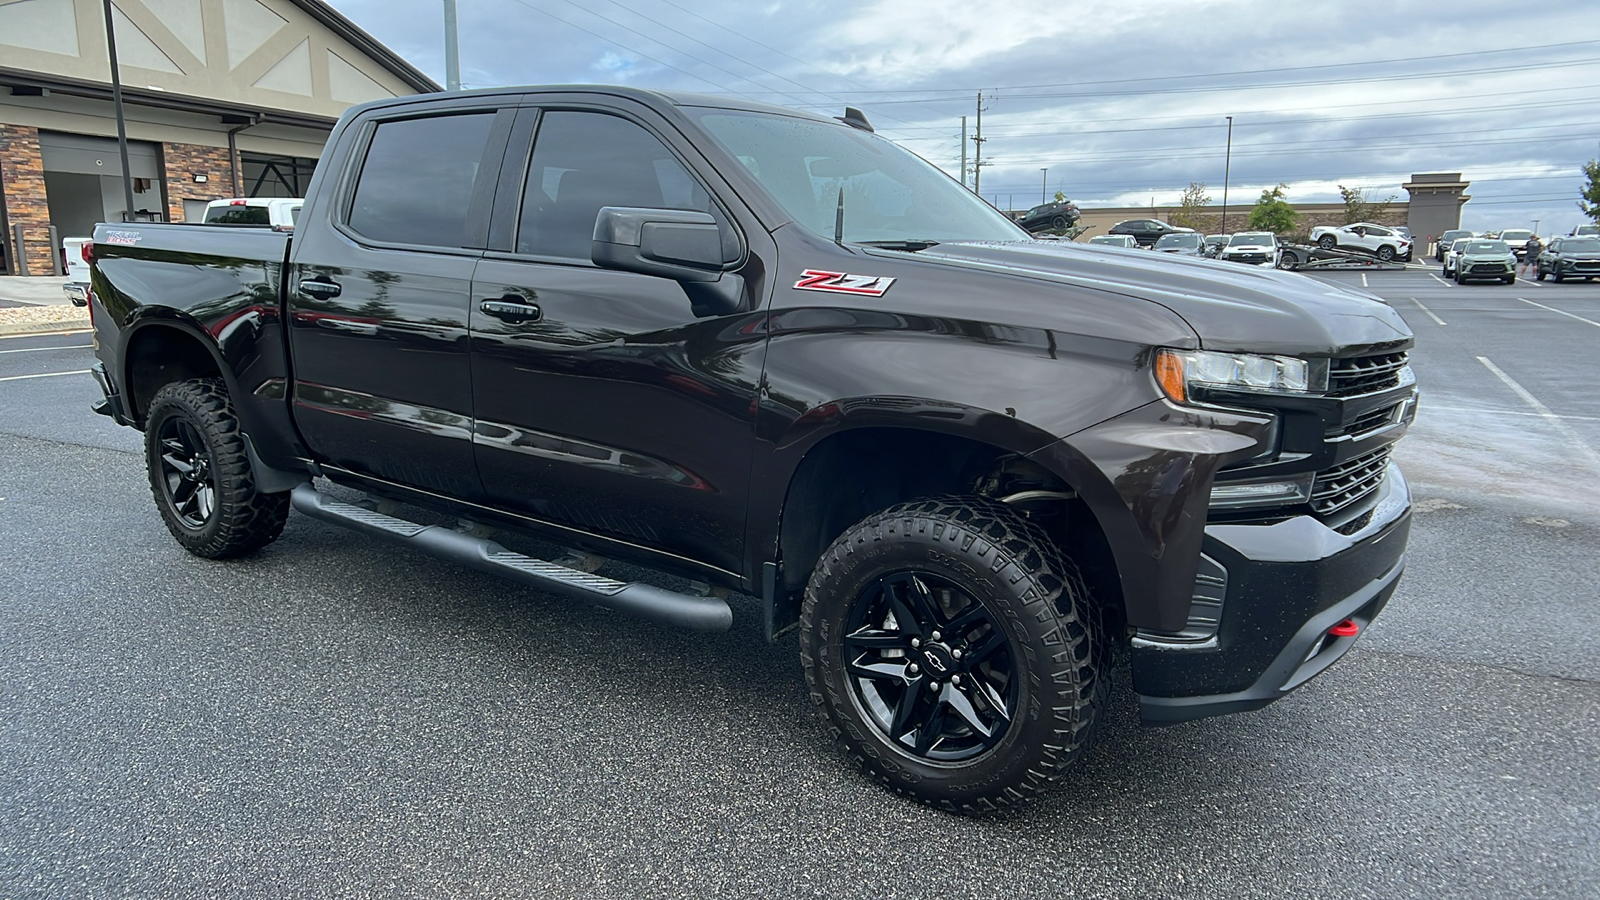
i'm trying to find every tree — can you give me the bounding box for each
[1053,190,1067,203]
[1338,184,1398,225]
[1580,159,1600,222]
[1170,182,1211,230]
[1248,183,1299,233]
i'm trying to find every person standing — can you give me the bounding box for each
[1522,234,1544,277]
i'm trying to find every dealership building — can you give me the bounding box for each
[0,0,437,275]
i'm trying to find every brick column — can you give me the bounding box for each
[162,141,234,222]
[0,124,56,275]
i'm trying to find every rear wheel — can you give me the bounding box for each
[1051,215,1067,230]
[144,378,289,558]
[1377,245,1397,262]
[799,497,1105,813]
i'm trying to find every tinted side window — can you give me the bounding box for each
[518,111,711,259]
[348,113,496,247]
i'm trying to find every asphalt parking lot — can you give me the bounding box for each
[2,268,1597,898]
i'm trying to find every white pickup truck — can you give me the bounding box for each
[201,197,303,230]
[1310,222,1413,262]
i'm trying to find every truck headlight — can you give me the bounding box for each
[1154,349,1312,403]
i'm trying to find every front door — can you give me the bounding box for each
[288,106,508,500]
[468,108,766,574]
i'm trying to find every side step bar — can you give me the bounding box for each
[290,485,733,632]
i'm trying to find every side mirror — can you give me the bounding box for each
[592,207,744,317]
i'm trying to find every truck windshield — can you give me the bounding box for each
[692,110,1026,245]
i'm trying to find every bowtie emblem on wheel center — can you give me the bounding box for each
[920,644,954,676]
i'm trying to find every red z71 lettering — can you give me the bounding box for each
[792,269,896,296]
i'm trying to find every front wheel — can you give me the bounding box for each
[1553,269,1565,283]
[1536,267,1547,281]
[799,497,1106,813]
[1278,251,1300,270]
[144,378,289,558]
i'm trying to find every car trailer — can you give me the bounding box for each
[1275,243,1409,271]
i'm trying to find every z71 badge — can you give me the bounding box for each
[793,269,896,297]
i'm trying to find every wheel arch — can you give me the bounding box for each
[766,418,1124,640]
[119,314,231,426]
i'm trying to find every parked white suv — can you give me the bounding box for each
[1495,229,1534,260]
[1310,222,1413,261]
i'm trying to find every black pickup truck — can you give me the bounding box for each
[87,86,1417,812]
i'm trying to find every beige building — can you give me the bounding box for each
[0,0,438,275]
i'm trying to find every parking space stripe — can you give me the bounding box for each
[1428,273,1454,287]
[0,369,89,383]
[1518,297,1600,329]
[1407,297,1447,326]
[1426,404,1600,423]
[1476,356,1600,472]
[0,344,92,355]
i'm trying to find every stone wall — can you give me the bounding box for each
[0,124,55,275]
[162,142,236,223]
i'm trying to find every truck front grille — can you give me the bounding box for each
[1328,351,1408,397]
[1311,446,1392,514]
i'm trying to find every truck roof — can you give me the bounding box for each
[342,85,838,123]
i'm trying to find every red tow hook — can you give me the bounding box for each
[1328,618,1361,638]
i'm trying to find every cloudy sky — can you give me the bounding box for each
[327,0,1600,236]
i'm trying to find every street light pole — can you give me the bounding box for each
[101,0,136,220]
[444,0,461,91]
[1220,115,1233,234]
[1041,168,1048,205]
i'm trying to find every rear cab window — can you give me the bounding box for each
[346,112,499,247]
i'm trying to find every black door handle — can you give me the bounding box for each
[297,278,341,299]
[479,297,542,323]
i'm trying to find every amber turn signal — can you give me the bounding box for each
[1154,350,1187,403]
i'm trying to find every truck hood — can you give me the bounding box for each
[899,240,1413,357]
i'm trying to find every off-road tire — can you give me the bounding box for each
[799,496,1107,813]
[144,377,289,558]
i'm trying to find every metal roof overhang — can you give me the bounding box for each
[0,66,340,131]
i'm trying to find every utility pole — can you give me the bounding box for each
[101,0,136,220]
[1220,115,1233,234]
[972,92,987,194]
[1041,168,1048,205]
[444,0,461,91]
[960,116,967,189]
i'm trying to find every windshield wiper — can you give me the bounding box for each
[855,239,941,252]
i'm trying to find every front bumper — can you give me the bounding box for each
[1133,462,1411,725]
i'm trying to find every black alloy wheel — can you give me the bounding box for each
[143,378,290,558]
[841,572,1016,762]
[155,414,216,529]
[1051,215,1067,230]
[800,497,1106,812]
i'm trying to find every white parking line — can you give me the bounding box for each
[1519,297,1600,329]
[1361,272,1369,288]
[1407,297,1447,326]
[0,369,89,383]
[1426,404,1600,424]
[1428,273,1454,287]
[0,343,92,355]
[1520,277,1542,288]
[1476,356,1600,472]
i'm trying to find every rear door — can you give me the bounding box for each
[466,102,768,575]
[287,100,513,499]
